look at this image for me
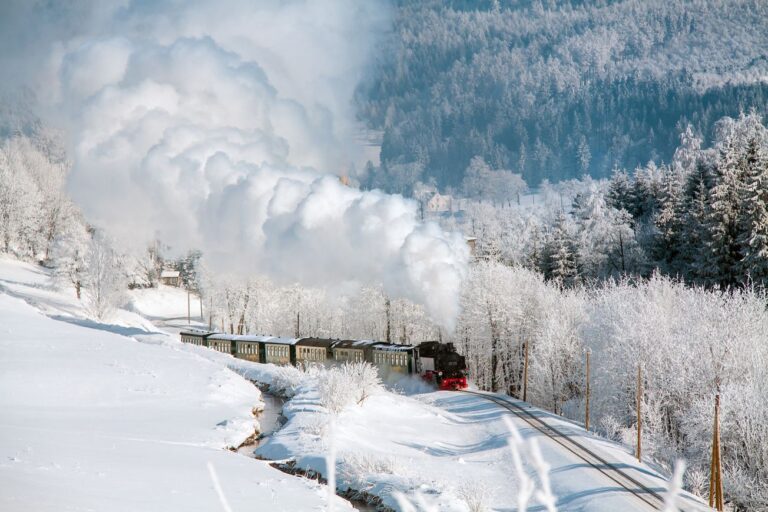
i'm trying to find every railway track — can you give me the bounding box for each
[459,390,692,511]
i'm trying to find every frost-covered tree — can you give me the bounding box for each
[541,213,580,287]
[698,121,751,288]
[83,232,125,320]
[51,220,91,299]
[736,132,768,285]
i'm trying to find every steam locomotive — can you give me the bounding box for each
[179,329,468,390]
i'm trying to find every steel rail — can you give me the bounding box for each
[459,390,685,511]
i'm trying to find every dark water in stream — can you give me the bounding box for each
[237,391,378,511]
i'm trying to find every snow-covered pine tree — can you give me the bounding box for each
[541,213,580,288]
[699,126,748,288]
[673,150,716,283]
[631,162,664,221]
[737,130,768,287]
[607,168,633,213]
[652,164,688,274]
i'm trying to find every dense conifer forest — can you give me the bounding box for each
[357,0,768,189]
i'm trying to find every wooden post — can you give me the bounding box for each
[523,341,530,402]
[585,349,591,431]
[709,394,724,510]
[385,297,392,343]
[636,364,642,462]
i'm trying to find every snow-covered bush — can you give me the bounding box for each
[317,362,382,414]
[340,451,404,479]
[457,481,493,512]
[266,365,306,397]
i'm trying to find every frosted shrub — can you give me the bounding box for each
[597,414,623,442]
[457,481,493,512]
[340,451,404,486]
[317,362,382,414]
[269,365,305,396]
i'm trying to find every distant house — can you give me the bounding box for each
[426,192,453,213]
[466,237,477,257]
[160,270,180,287]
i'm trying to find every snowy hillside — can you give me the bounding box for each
[0,257,351,512]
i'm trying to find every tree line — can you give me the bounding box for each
[357,0,768,190]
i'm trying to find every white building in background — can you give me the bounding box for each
[426,192,453,212]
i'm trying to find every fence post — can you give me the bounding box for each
[636,363,642,462]
[523,341,529,402]
[585,348,591,431]
[709,393,724,510]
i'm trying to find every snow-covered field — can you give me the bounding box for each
[0,256,710,511]
[0,257,351,512]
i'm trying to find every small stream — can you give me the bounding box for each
[238,389,379,512]
[236,391,285,457]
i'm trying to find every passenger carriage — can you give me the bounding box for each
[331,339,376,364]
[371,343,415,374]
[295,338,335,365]
[261,336,298,365]
[207,333,235,354]
[232,335,263,362]
[179,329,217,347]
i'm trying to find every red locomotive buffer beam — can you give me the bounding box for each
[439,376,468,390]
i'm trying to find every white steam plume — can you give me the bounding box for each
[5,0,469,329]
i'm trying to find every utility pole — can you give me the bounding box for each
[187,289,191,325]
[208,297,213,330]
[522,341,530,402]
[585,348,591,431]
[385,297,391,343]
[636,364,642,462]
[709,394,724,511]
[199,293,203,320]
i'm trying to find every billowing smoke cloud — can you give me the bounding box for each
[2,0,469,328]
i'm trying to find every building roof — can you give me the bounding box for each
[160,270,180,278]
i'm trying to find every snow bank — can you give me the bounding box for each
[0,259,351,511]
[128,285,203,319]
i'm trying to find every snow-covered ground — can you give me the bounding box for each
[254,381,710,511]
[0,256,351,512]
[0,256,710,511]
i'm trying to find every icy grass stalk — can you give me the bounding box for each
[663,460,686,512]
[529,439,557,512]
[503,417,558,512]
[504,417,536,511]
[207,462,234,512]
[327,416,337,512]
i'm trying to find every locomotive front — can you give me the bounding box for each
[416,341,468,390]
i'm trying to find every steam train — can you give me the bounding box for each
[179,329,468,390]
